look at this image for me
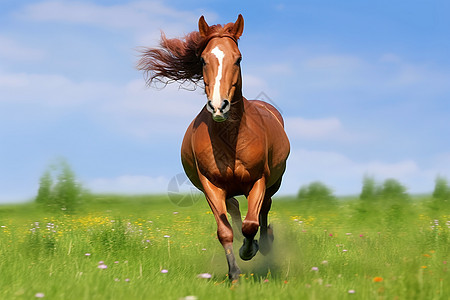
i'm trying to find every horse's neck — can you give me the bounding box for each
[229,86,245,120]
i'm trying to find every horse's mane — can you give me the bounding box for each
[137,22,239,88]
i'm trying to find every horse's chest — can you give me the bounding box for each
[194,139,265,184]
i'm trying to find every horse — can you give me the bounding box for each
[138,14,290,281]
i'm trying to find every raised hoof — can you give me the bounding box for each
[239,239,259,261]
[259,224,274,256]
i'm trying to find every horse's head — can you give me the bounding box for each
[198,15,244,122]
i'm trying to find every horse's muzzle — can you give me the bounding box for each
[212,111,229,122]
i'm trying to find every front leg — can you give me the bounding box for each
[226,197,244,241]
[199,174,241,281]
[240,177,266,261]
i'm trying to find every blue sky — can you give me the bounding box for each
[1,0,449,202]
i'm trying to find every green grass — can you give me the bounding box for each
[0,195,449,299]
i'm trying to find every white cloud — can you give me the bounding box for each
[99,79,205,139]
[280,148,435,195]
[18,1,217,45]
[266,50,450,97]
[0,69,203,138]
[304,54,364,70]
[87,175,169,194]
[19,1,195,29]
[285,116,356,141]
[0,71,116,107]
[0,35,44,61]
[265,63,294,75]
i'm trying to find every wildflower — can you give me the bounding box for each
[421,266,427,269]
[359,234,364,237]
[329,233,333,237]
[164,235,171,238]
[373,277,383,282]
[201,248,207,251]
[98,261,104,264]
[348,289,355,294]
[342,249,348,252]
[114,261,119,264]
[346,233,352,236]
[35,293,45,298]
[311,267,319,271]
[84,253,91,257]
[321,260,328,265]
[98,264,108,269]
[264,279,269,283]
[125,278,130,282]
[114,278,120,282]
[173,212,179,215]
[197,273,212,279]
[181,296,198,300]
[161,269,168,273]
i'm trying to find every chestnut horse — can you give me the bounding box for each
[138,14,290,281]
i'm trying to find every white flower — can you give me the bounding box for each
[181,296,198,300]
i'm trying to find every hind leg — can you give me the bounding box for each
[226,197,243,241]
[259,178,282,255]
[259,196,274,255]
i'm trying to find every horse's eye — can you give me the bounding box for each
[235,57,242,66]
[200,57,206,66]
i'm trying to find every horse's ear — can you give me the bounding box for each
[231,14,244,39]
[198,16,210,38]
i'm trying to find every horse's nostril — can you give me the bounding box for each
[220,100,229,112]
[207,100,215,111]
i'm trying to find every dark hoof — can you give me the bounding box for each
[239,239,259,261]
[259,224,274,256]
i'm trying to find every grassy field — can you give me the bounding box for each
[0,194,449,299]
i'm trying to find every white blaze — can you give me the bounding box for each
[211,46,224,108]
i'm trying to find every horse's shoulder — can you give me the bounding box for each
[246,100,285,127]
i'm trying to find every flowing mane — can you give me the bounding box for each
[137,22,240,87]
